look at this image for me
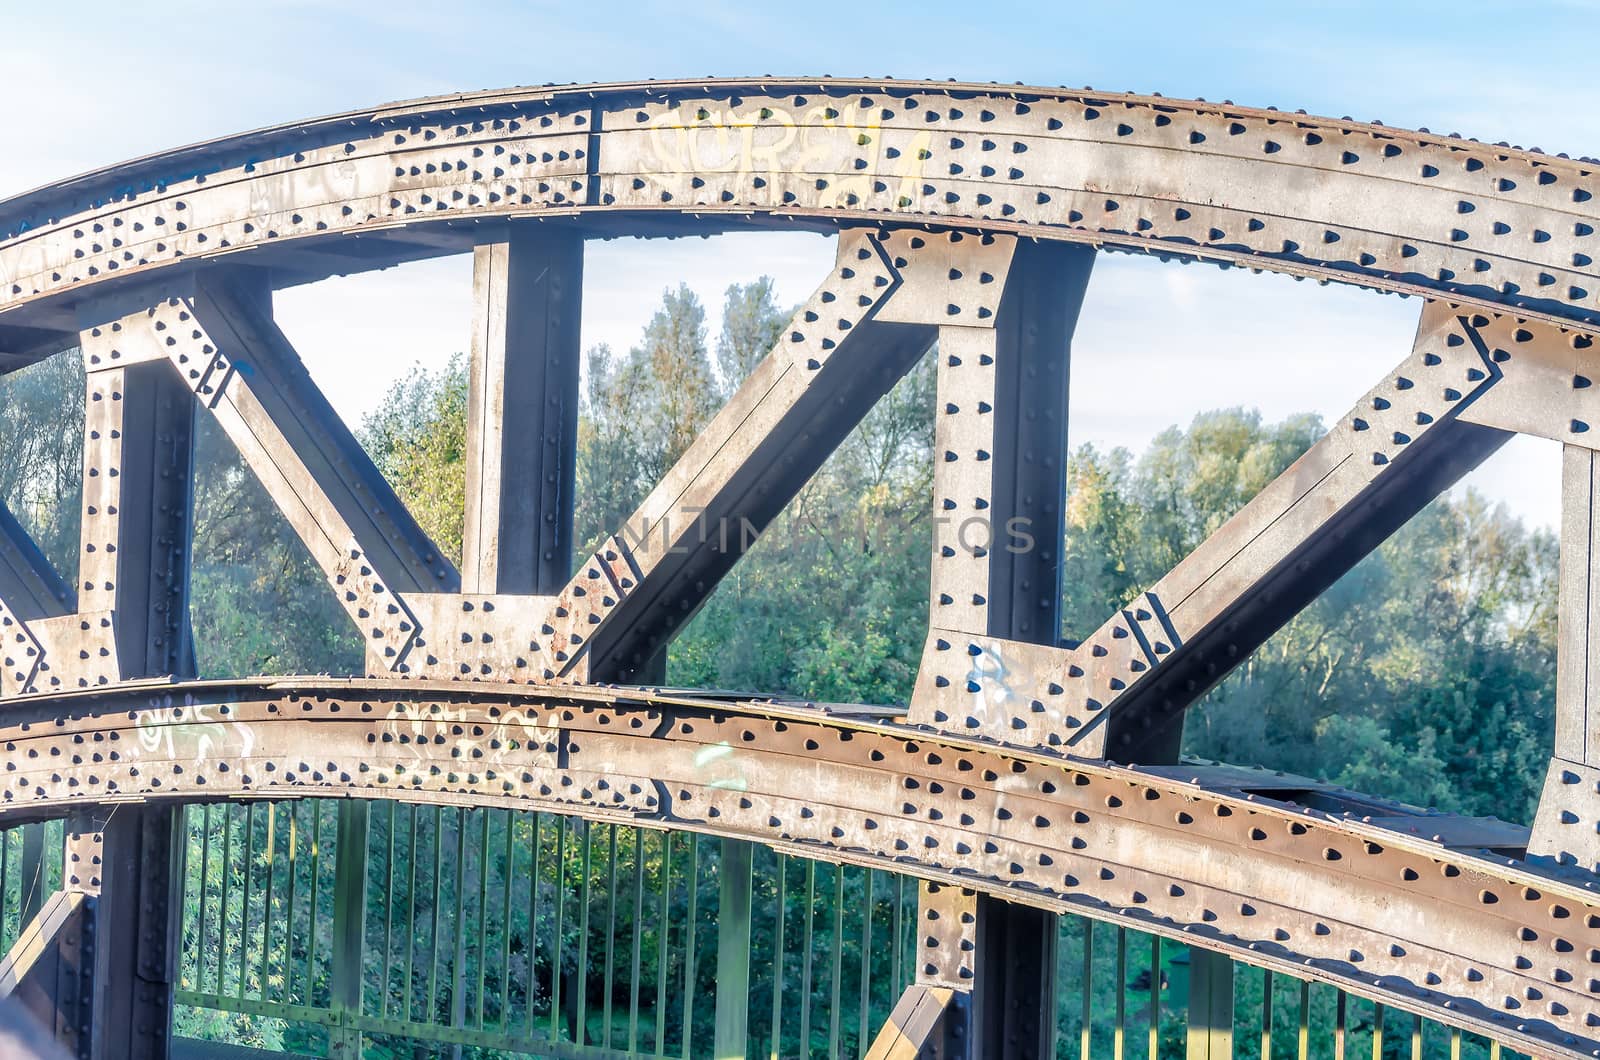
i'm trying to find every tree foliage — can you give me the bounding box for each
[1061,419,1556,822]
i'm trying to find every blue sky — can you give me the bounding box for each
[2,0,1594,526]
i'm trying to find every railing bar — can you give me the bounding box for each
[1,825,10,951]
[8,827,18,947]
[476,809,490,1030]
[404,803,419,1024]
[681,832,700,1060]
[219,804,233,998]
[1335,988,1346,1060]
[336,800,370,1057]
[1080,919,1093,1060]
[240,803,255,1001]
[1262,970,1274,1060]
[260,804,276,1008]
[2,828,14,951]
[1297,979,1309,1060]
[381,800,395,1021]
[309,803,325,1008]
[551,814,568,1044]
[603,822,618,1048]
[825,871,838,1056]
[199,805,213,996]
[771,853,787,1060]
[891,872,904,995]
[1489,1040,1501,1060]
[629,826,644,1054]
[1372,1003,1384,1060]
[577,820,594,1045]
[1045,913,1061,1060]
[858,868,873,1060]
[16,826,43,941]
[499,809,514,1033]
[527,812,544,1037]
[452,807,468,1038]
[166,815,181,992]
[1113,926,1125,1060]
[47,820,60,896]
[800,859,815,1060]
[829,865,844,1057]
[287,805,302,1006]
[173,811,191,993]
[1450,1027,1462,1060]
[1410,1013,1422,1060]
[655,830,671,1058]
[1147,935,1159,1060]
[428,804,443,1025]
[8,827,19,947]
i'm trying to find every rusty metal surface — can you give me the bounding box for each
[2,79,1599,361]
[0,677,1591,1056]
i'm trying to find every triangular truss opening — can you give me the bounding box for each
[188,411,364,678]
[1171,433,1558,823]
[0,350,83,580]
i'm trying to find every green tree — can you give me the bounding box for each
[1132,408,1323,580]
[715,277,786,398]
[0,351,85,573]
[636,284,718,485]
[1061,444,1142,639]
[574,285,722,554]
[189,415,361,677]
[360,355,470,565]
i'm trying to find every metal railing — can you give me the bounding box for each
[1052,917,1530,1060]
[173,800,915,1058]
[165,798,1531,1060]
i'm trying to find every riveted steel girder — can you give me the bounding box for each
[3,79,1599,363]
[0,679,1593,1056]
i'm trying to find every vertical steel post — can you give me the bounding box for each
[970,897,1057,1060]
[1530,443,1600,868]
[330,801,370,1059]
[892,240,1095,1060]
[465,224,584,596]
[61,318,199,1060]
[970,242,1094,1059]
[713,838,753,1059]
[1185,948,1234,1060]
[63,806,186,1060]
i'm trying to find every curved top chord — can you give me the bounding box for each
[1,77,1597,364]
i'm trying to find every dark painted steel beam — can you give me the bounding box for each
[62,807,184,1060]
[0,889,91,1056]
[77,357,197,680]
[464,226,583,596]
[0,505,71,622]
[79,275,460,675]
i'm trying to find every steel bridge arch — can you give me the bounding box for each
[0,78,1597,1060]
[1,77,1599,348]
